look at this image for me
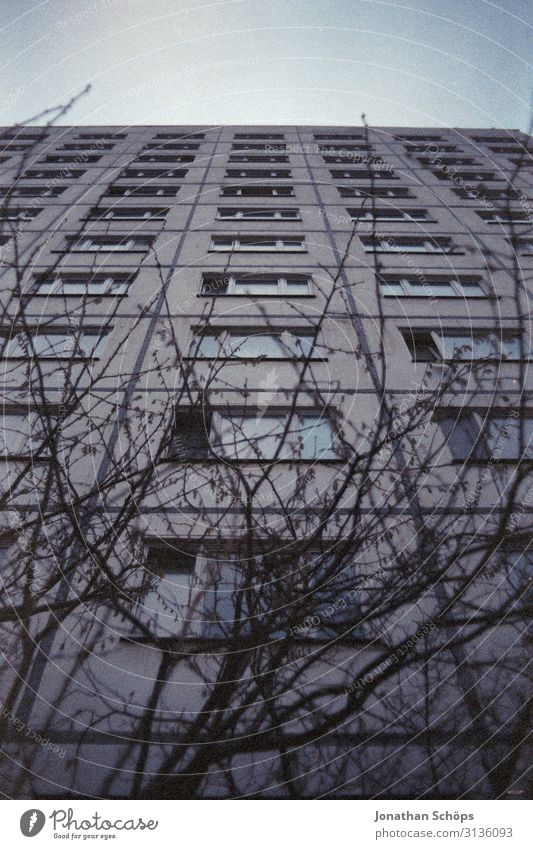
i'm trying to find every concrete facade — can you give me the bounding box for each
[0,125,531,798]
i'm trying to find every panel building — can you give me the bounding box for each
[0,125,531,798]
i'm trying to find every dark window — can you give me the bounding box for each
[136,154,194,163]
[167,410,212,460]
[0,185,65,197]
[338,186,412,198]
[221,185,294,197]
[439,410,533,461]
[233,133,285,140]
[42,154,101,163]
[22,169,85,179]
[225,169,291,178]
[106,185,179,197]
[330,169,396,180]
[144,142,200,150]
[120,168,186,178]
[228,154,289,163]
[77,132,126,139]
[154,132,205,139]
[313,133,364,141]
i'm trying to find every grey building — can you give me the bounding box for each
[0,125,531,798]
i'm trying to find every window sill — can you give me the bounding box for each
[52,248,149,254]
[3,356,98,362]
[121,633,364,647]
[165,457,342,464]
[182,355,326,362]
[451,458,533,465]
[382,294,497,300]
[22,292,127,299]
[367,250,463,256]
[208,249,307,254]
[1,455,49,462]
[197,293,315,299]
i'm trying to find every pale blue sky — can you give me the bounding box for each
[0,0,531,129]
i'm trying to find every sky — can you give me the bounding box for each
[0,0,531,129]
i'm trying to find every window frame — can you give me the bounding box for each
[379,275,487,298]
[200,274,314,297]
[168,408,340,463]
[363,236,458,254]
[348,207,432,223]
[65,235,153,252]
[209,235,306,253]
[188,327,323,361]
[30,274,133,297]
[438,409,533,463]
[1,328,109,360]
[216,207,300,221]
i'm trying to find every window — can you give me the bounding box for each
[42,154,101,163]
[318,144,371,153]
[477,210,531,225]
[348,208,431,222]
[362,236,457,253]
[433,170,498,182]
[439,410,533,461]
[339,186,413,199]
[154,132,205,139]
[314,134,364,141]
[2,329,108,359]
[233,133,285,140]
[221,185,294,197]
[136,154,194,163]
[135,542,268,641]
[0,408,56,459]
[232,143,286,152]
[225,169,291,179]
[330,169,396,180]
[22,169,85,179]
[404,143,459,152]
[453,187,519,200]
[120,168,186,178]
[0,133,44,142]
[190,329,321,360]
[106,185,179,197]
[1,143,38,152]
[168,409,338,461]
[418,156,479,166]
[402,330,528,362]
[215,411,337,460]
[77,132,126,139]
[395,134,442,142]
[88,207,169,221]
[31,274,133,296]
[0,208,42,221]
[209,235,305,252]
[488,145,529,154]
[0,186,65,197]
[471,134,521,143]
[201,274,312,297]
[60,143,114,151]
[378,275,486,298]
[228,154,289,163]
[517,240,533,256]
[216,207,300,220]
[133,543,198,638]
[324,155,387,166]
[66,235,152,252]
[496,549,533,605]
[144,142,199,150]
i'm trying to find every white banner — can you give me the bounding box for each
[5,799,532,848]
